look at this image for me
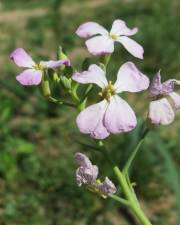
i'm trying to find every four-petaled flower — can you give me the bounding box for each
[10,48,70,86]
[74,152,117,197]
[148,71,180,125]
[72,62,149,139]
[76,19,144,59]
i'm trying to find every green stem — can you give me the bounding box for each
[100,54,111,67]
[109,194,129,206]
[47,96,76,108]
[113,166,152,225]
[82,84,94,101]
[123,128,149,175]
[99,143,152,225]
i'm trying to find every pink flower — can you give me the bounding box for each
[72,62,149,139]
[148,71,180,125]
[10,48,70,86]
[76,19,144,59]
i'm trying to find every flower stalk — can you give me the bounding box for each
[101,145,152,225]
[123,127,149,175]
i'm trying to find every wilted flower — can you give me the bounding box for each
[10,48,70,86]
[148,71,180,125]
[74,153,98,186]
[73,62,149,139]
[76,19,144,59]
[99,177,117,196]
[74,153,116,197]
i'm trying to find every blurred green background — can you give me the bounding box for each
[0,0,180,224]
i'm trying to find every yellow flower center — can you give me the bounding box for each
[33,63,44,71]
[109,33,118,41]
[98,81,115,101]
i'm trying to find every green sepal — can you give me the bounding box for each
[57,46,69,71]
[98,63,106,71]
[77,98,87,112]
[57,46,68,60]
[40,73,51,97]
[70,82,80,104]
[48,69,60,82]
[60,76,72,90]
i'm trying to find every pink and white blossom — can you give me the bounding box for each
[72,62,149,139]
[76,19,144,59]
[10,48,70,86]
[148,71,180,125]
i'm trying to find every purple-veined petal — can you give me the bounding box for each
[10,48,35,68]
[161,79,180,94]
[40,59,70,68]
[99,177,117,195]
[76,165,98,186]
[149,71,162,97]
[76,22,108,38]
[16,69,42,86]
[85,36,114,56]
[76,100,110,139]
[72,64,108,88]
[169,92,180,110]
[114,62,149,93]
[110,19,138,36]
[117,36,144,59]
[74,152,92,168]
[104,95,137,133]
[148,98,175,125]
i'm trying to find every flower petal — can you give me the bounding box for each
[99,177,117,195]
[40,59,70,68]
[149,71,162,97]
[85,36,114,56]
[148,98,175,125]
[74,152,92,168]
[16,69,42,86]
[10,48,35,68]
[110,19,138,36]
[104,95,137,133]
[117,36,144,59]
[72,64,108,88]
[161,79,180,94]
[76,165,98,186]
[169,92,180,110]
[76,22,108,38]
[114,62,149,93]
[76,100,110,139]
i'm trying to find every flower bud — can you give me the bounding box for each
[40,74,51,97]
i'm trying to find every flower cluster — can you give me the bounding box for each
[74,153,117,198]
[10,18,180,139]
